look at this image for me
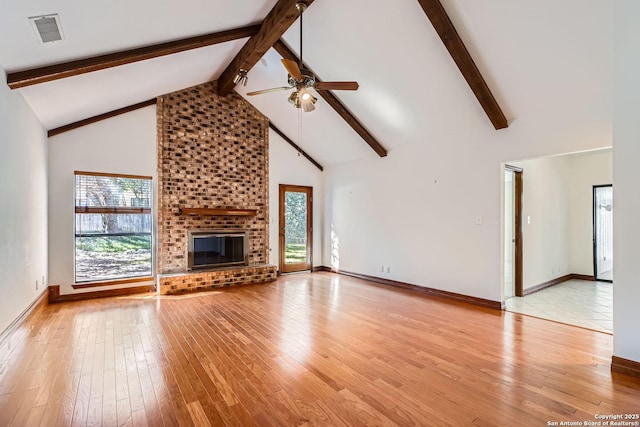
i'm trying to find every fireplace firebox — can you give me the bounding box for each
[187,230,248,270]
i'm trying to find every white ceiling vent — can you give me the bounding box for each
[29,14,64,44]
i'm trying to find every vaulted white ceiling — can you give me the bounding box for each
[0,0,611,166]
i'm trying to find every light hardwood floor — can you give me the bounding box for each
[1,272,638,426]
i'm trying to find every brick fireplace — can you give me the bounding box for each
[156,81,276,294]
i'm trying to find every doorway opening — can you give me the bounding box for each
[502,150,613,333]
[593,185,613,282]
[279,184,313,273]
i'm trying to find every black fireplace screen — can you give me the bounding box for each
[188,231,247,269]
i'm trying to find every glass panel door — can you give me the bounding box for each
[279,185,312,273]
[594,185,613,282]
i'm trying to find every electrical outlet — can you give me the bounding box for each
[475,216,483,225]
[380,265,384,273]
[387,266,391,273]
[36,280,39,290]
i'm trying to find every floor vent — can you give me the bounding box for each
[29,14,64,44]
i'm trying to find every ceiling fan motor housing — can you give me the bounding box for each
[288,71,315,89]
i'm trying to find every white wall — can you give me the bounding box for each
[510,156,572,289]
[613,0,640,363]
[567,150,612,275]
[268,129,324,269]
[0,66,48,334]
[325,84,612,302]
[48,106,157,295]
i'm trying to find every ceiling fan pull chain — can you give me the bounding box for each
[298,106,303,156]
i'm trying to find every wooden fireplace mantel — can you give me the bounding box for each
[179,207,257,216]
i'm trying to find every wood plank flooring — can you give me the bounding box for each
[1,272,638,426]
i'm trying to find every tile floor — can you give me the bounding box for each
[598,269,613,281]
[505,279,612,334]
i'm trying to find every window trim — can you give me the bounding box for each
[75,206,150,214]
[74,170,152,180]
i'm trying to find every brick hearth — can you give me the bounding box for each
[159,264,277,295]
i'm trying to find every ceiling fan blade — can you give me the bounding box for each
[314,81,359,91]
[281,59,303,81]
[246,86,292,96]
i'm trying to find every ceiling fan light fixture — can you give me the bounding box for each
[301,100,316,112]
[299,87,317,112]
[288,90,301,108]
[233,69,248,86]
[298,87,312,101]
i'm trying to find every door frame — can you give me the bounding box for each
[592,184,613,283]
[505,165,524,297]
[279,184,313,274]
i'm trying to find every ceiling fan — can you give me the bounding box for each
[246,1,359,112]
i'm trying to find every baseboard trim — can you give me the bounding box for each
[611,356,640,378]
[48,284,60,303]
[0,288,49,347]
[48,284,156,303]
[572,273,595,281]
[312,266,332,272]
[523,274,573,296]
[335,269,502,310]
[523,273,596,296]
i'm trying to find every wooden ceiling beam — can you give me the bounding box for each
[273,39,388,157]
[217,0,314,96]
[416,0,508,129]
[7,25,260,89]
[314,89,387,157]
[269,122,323,171]
[47,99,157,137]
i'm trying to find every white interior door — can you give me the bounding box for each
[504,169,516,299]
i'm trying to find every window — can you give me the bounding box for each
[74,171,153,283]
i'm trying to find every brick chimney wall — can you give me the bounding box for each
[156,81,272,289]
